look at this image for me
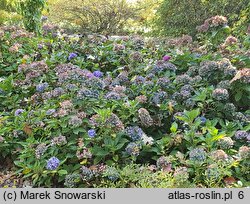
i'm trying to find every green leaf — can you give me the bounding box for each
[235,91,242,101]
[58,169,68,175]
[170,122,178,133]
[185,109,200,123]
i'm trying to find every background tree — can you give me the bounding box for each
[155,0,250,37]
[18,0,47,33]
[48,0,138,34]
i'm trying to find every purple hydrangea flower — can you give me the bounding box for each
[196,116,206,125]
[46,157,60,170]
[36,82,48,93]
[93,71,103,78]
[15,109,24,116]
[235,130,248,140]
[38,44,43,49]
[88,129,96,138]
[86,73,94,78]
[68,52,78,60]
[163,55,171,61]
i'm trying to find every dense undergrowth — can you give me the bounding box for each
[0,18,249,188]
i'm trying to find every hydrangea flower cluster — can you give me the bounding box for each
[189,148,207,162]
[138,108,153,127]
[235,130,249,140]
[125,142,141,156]
[51,136,67,146]
[210,150,228,161]
[15,109,24,116]
[156,156,172,172]
[36,82,49,93]
[218,137,234,149]
[206,164,220,179]
[212,88,229,101]
[173,167,189,183]
[46,157,60,170]
[88,129,96,138]
[68,52,78,60]
[125,126,145,141]
[64,174,80,188]
[238,146,250,159]
[81,166,96,180]
[103,166,119,181]
[35,143,48,159]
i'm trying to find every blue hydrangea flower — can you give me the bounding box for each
[88,129,96,138]
[46,157,60,170]
[93,71,103,78]
[125,126,144,141]
[36,82,48,93]
[196,116,206,125]
[68,52,78,60]
[189,148,206,162]
[15,109,24,116]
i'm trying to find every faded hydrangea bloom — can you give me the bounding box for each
[64,174,81,188]
[218,137,234,149]
[174,167,189,182]
[106,114,124,131]
[81,166,95,180]
[156,156,172,172]
[125,142,141,156]
[212,88,229,101]
[76,147,92,160]
[157,77,171,89]
[60,100,73,109]
[210,150,228,161]
[230,68,250,84]
[51,136,67,146]
[105,91,121,100]
[151,91,167,105]
[77,111,87,119]
[68,116,82,127]
[138,108,153,127]
[130,51,143,62]
[206,164,220,179]
[141,134,154,145]
[238,146,250,159]
[35,143,48,159]
[175,74,191,85]
[135,95,147,103]
[103,166,119,181]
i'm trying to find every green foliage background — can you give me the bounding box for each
[155,0,250,37]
